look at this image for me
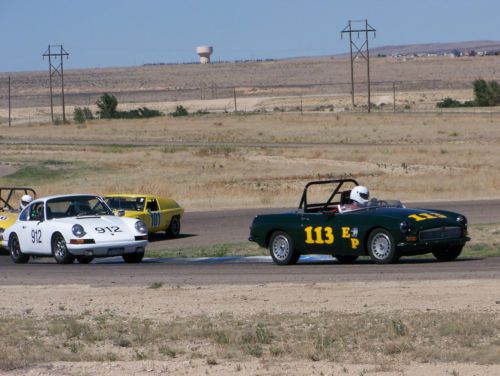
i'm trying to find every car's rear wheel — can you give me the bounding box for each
[165,216,181,238]
[9,233,30,264]
[269,231,300,265]
[432,246,463,262]
[335,255,359,264]
[52,233,75,264]
[122,252,144,263]
[367,229,398,264]
[76,256,94,264]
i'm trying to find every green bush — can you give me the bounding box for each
[437,97,465,108]
[96,93,118,119]
[115,107,163,119]
[73,107,94,123]
[436,79,500,108]
[170,105,188,117]
[95,93,163,119]
[473,79,500,106]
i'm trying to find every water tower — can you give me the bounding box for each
[196,45,213,64]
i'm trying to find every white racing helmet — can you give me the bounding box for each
[20,194,33,210]
[350,186,369,205]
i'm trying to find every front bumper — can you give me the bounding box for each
[67,240,148,257]
[396,237,470,254]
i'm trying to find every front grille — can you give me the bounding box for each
[419,226,462,241]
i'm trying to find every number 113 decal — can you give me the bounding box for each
[304,226,335,245]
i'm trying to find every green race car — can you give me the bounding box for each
[249,178,470,265]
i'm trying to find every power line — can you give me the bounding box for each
[42,45,69,123]
[341,20,376,112]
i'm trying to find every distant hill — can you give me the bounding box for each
[339,40,500,57]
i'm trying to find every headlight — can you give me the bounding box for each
[457,215,467,224]
[135,220,147,234]
[400,221,412,233]
[72,224,86,238]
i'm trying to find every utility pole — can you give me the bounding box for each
[341,20,376,112]
[393,81,396,112]
[233,87,237,112]
[8,76,11,128]
[42,45,69,123]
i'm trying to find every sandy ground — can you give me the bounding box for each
[5,360,500,376]
[1,280,499,319]
[1,279,499,375]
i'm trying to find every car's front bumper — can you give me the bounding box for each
[67,240,148,257]
[396,237,470,254]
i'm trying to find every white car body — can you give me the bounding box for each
[2,194,148,263]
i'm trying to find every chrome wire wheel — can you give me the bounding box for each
[271,234,290,262]
[370,233,392,260]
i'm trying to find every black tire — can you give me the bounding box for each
[269,231,300,266]
[52,233,75,264]
[9,233,30,264]
[76,256,94,264]
[432,246,463,262]
[165,216,181,238]
[367,228,399,264]
[122,252,144,263]
[335,255,359,264]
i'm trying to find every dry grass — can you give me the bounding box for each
[1,311,498,371]
[0,114,500,210]
[0,112,499,210]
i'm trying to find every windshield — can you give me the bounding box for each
[106,197,145,212]
[342,199,404,213]
[46,196,113,219]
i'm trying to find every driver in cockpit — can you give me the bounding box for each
[341,186,370,212]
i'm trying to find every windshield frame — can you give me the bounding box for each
[46,195,114,220]
[105,196,146,212]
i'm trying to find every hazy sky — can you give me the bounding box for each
[1,0,499,72]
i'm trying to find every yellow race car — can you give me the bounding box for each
[0,187,36,242]
[105,194,184,237]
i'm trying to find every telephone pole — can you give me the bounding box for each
[341,20,376,112]
[8,76,11,128]
[42,45,69,123]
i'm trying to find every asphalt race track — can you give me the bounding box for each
[1,199,499,285]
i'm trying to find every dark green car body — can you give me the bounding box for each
[249,179,470,265]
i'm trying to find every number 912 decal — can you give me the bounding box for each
[95,226,122,233]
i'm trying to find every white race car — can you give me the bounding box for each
[2,194,148,264]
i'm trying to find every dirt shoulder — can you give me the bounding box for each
[1,279,498,318]
[1,279,499,375]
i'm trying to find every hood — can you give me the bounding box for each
[53,215,139,241]
[356,206,463,228]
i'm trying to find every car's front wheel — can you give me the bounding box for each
[367,229,399,264]
[122,252,144,263]
[9,233,30,264]
[269,231,300,266]
[165,216,181,238]
[432,246,463,262]
[52,233,75,264]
